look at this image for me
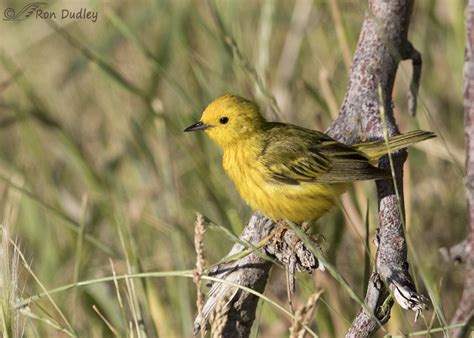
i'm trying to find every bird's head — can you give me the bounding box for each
[184,95,266,147]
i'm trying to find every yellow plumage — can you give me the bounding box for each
[184,95,435,223]
[221,134,345,223]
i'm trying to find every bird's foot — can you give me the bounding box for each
[272,219,290,240]
[264,221,326,293]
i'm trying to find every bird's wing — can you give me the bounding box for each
[259,124,389,184]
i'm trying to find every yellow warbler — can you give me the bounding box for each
[184,95,435,223]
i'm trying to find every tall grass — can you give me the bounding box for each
[0,0,467,337]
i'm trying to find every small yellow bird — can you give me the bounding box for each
[185,95,435,224]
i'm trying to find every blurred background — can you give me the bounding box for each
[0,0,467,337]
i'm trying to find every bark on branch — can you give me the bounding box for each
[194,213,275,337]
[195,1,428,336]
[449,1,474,336]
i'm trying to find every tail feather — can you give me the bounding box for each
[355,130,436,160]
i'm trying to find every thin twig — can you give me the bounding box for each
[440,239,470,264]
[401,40,422,116]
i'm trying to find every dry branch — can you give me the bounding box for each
[449,1,474,336]
[195,1,428,337]
[194,213,274,337]
[327,1,429,336]
[440,239,470,265]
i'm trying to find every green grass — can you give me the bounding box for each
[0,0,468,337]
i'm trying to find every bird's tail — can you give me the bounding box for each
[355,130,436,161]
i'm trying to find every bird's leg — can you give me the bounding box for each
[272,219,290,240]
[286,222,310,295]
[286,258,296,312]
[310,233,326,246]
[264,219,324,295]
[303,219,326,244]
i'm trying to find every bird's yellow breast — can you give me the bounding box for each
[223,138,348,223]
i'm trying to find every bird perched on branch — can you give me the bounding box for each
[184,95,435,224]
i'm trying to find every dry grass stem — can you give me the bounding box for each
[193,213,206,337]
[1,176,24,338]
[11,239,76,336]
[273,0,313,116]
[208,0,282,120]
[318,69,339,119]
[328,0,352,69]
[209,288,235,338]
[92,305,120,337]
[1,226,22,338]
[109,258,127,327]
[289,290,323,338]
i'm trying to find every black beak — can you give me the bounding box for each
[184,121,213,132]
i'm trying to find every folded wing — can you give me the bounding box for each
[259,124,389,185]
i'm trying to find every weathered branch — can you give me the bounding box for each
[194,213,275,337]
[449,1,474,336]
[401,40,422,117]
[440,239,470,264]
[327,1,428,336]
[196,1,428,336]
[193,215,320,336]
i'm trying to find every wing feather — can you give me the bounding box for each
[259,123,389,184]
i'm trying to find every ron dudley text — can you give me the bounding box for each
[36,8,98,23]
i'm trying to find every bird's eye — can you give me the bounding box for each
[219,117,229,124]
